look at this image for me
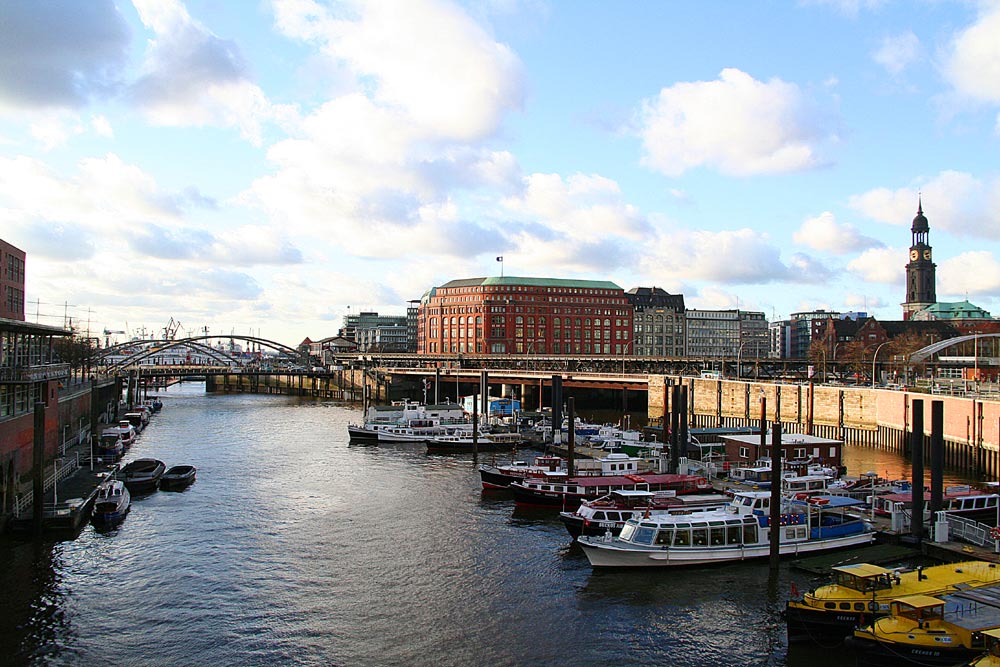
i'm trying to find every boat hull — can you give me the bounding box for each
[578,532,875,568]
[160,466,196,490]
[844,633,978,667]
[784,603,875,645]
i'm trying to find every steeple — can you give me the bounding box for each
[903,197,936,319]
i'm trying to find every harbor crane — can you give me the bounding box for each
[163,318,183,340]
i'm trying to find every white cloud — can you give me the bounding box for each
[29,112,86,150]
[793,211,883,254]
[939,251,1000,298]
[872,31,920,75]
[942,5,1000,106]
[846,246,904,284]
[91,115,114,138]
[849,171,1000,238]
[637,68,836,177]
[0,0,130,111]
[129,0,288,144]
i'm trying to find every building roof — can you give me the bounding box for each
[876,320,960,338]
[912,300,993,321]
[0,316,72,336]
[625,286,685,311]
[438,276,623,290]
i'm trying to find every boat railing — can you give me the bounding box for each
[940,512,994,548]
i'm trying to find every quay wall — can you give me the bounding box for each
[648,375,1000,478]
[205,370,382,402]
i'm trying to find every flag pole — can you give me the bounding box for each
[496,256,504,278]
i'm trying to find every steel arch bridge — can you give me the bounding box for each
[97,335,309,373]
[909,333,1000,363]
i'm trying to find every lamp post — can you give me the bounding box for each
[622,340,631,376]
[872,341,889,388]
[737,340,748,380]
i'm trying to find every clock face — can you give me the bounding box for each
[923,249,932,260]
[910,249,919,261]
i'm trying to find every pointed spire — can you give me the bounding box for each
[917,192,923,216]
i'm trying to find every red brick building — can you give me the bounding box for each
[417,276,633,355]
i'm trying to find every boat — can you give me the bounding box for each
[845,585,1000,667]
[479,454,567,489]
[91,478,131,527]
[426,432,524,453]
[971,628,1000,667]
[95,430,125,460]
[785,560,1000,645]
[123,411,147,433]
[510,471,713,509]
[559,489,730,538]
[106,420,137,447]
[120,458,166,493]
[576,491,875,568]
[160,465,197,490]
[347,401,469,441]
[872,485,1000,525]
[827,471,911,501]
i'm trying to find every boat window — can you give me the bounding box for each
[632,526,656,545]
[839,603,852,610]
[975,497,986,509]
[743,524,757,543]
[727,525,742,544]
[824,602,836,609]
[691,528,708,546]
[593,512,606,520]
[654,529,672,546]
[710,527,725,546]
[673,529,689,546]
[854,603,865,611]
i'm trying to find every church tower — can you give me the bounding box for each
[902,198,936,320]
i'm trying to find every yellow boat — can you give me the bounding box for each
[786,560,1000,645]
[846,586,1000,667]
[970,628,1000,667]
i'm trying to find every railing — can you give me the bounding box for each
[12,453,81,518]
[942,512,995,548]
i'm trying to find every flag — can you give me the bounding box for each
[496,256,503,262]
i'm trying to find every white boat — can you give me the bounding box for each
[348,401,470,441]
[577,491,875,568]
[426,431,524,452]
[92,479,131,527]
[106,420,137,447]
[95,431,125,459]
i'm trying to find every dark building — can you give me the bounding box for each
[903,199,937,320]
[625,287,685,357]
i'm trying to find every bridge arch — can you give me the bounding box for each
[909,333,1000,362]
[98,335,308,372]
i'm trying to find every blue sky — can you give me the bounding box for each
[2,0,1000,346]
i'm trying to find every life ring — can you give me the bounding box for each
[991,526,1000,541]
[794,493,810,501]
[808,497,830,506]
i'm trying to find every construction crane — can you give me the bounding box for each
[163,317,182,340]
[103,329,125,348]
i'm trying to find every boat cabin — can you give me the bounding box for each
[783,474,832,496]
[728,466,772,486]
[830,563,899,593]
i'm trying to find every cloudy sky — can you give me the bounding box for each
[2,0,1000,346]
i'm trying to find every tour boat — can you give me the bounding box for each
[785,560,1000,645]
[576,491,874,568]
[425,431,524,452]
[160,465,197,490]
[120,458,166,493]
[479,454,567,489]
[107,420,137,447]
[347,401,468,441]
[510,471,712,509]
[91,479,131,528]
[559,489,729,538]
[846,584,1000,667]
[871,485,1000,525]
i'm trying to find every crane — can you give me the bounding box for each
[163,317,182,340]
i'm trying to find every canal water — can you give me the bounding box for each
[0,384,975,667]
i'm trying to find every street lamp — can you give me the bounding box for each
[872,341,889,388]
[737,340,748,380]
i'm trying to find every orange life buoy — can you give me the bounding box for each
[991,526,1000,541]
[808,497,829,506]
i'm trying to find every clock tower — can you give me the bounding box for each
[902,198,936,320]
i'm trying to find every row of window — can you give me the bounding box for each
[4,286,23,315]
[5,254,24,283]
[0,383,45,418]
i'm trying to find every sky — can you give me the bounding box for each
[2,0,1000,347]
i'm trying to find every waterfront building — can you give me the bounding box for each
[769,319,791,359]
[684,309,768,359]
[625,287,685,357]
[787,309,840,358]
[903,199,937,320]
[1,240,25,322]
[417,276,631,356]
[721,433,843,472]
[910,300,993,323]
[339,311,411,352]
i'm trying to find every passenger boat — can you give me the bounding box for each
[91,478,131,527]
[827,471,911,501]
[347,401,468,441]
[846,584,1000,667]
[160,465,197,490]
[510,471,712,509]
[426,432,524,453]
[479,454,567,489]
[785,560,1000,645]
[120,458,166,493]
[559,490,730,538]
[872,485,1000,525]
[577,492,874,568]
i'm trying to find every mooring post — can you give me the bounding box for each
[769,422,782,571]
[32,401,45,536]
[472,384,479,463]
[930,400,944,517]
[567,396,576,478]
[911,399,925,541]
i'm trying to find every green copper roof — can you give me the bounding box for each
[439,276,623,290]
[916,300,993,319]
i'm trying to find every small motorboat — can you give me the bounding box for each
[92,479,131,528]
[160,465,197,490]
[120,458,166,493]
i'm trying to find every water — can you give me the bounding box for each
[0,384,967,667]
